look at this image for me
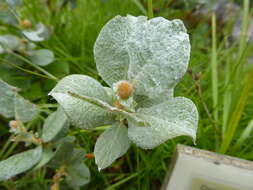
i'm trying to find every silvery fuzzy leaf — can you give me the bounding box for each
[94,15,136,85]
[29,49,54,66]
[134,89,174,108]
[14,93,39,122]
[94,122,131,170]
[0,79,18,118]
[27,42,36,51]
[54,136,75,146]
[66,161,90,188]
[42,106,69,143]
[65,148,90,188]
[68,148,86,164]
[49,75,115,129]
[23,23,50,42]
[103,87,116,103]
[33,148,55,170]
[94,15,190,100]
[0,146,42,181]
[48,139,75,168]
[0,35,20,51]
[51,119,69,142]
[128,97,198,149]
[127,17,190,98]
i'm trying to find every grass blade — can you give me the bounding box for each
[234,119,253,149]
[220,64,253,153]
[147,0,153,19]
[211,12,218,122]
[131,0,147,15]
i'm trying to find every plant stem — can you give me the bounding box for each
[68,91,134,114]
[10,52,58,81]
[67,91,147,125]
[79,126,111,133]
[67,91,115,111]
[147,0,154,19]
[0,135,14,159]
[1,59,55,81]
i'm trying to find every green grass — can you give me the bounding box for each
[0,0,253,189]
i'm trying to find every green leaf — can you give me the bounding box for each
[0,65,32,90]
[54,136,75,146]
[0,35,20,51]
[0,10,17,25]
[0,45,4,54]
[6,0,22,8]
[49,75,115,129]
[0,79,18,118]
[0,79,39,121]
[23,82,42,100]
[33,148,55,170]
[29,49,54,66]
[68,148,86,164]
[52,124,69,141]
[128,97,198,149]
[4,54,25,66]
[23,23,50,42]
[46,61,70,78]
[42,106,69,142]
[94,15,190,100]
[0,146,42,181]
[48,137,75,168]
[66,161,90,188]
[14,93,39,122]
[65,148,90,188]
[94,122,131,170]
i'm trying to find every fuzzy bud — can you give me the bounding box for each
[8,120,20,134]
[20,20,32,29]
[85,153,94,159]
[116,80,133,99]
[9,120,17,128]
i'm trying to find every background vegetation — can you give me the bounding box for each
[0,0,253,189]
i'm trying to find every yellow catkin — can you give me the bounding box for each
[116,81,133,99]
